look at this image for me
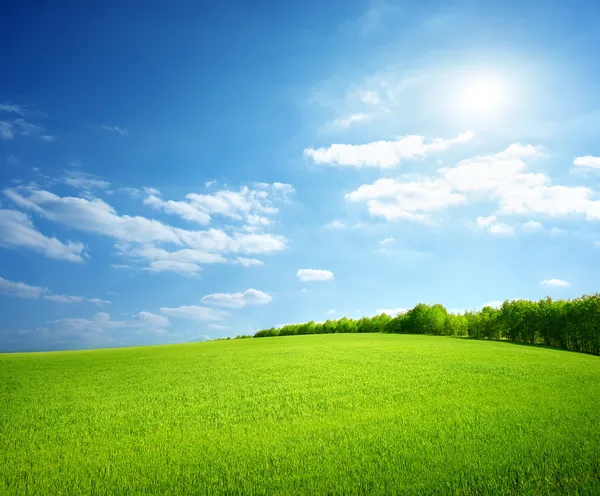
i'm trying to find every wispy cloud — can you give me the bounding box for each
[63,171,111,192]
[233,257,264,267]
[0,209,85,263]
[0,275,109,304]
[541,278,570,287]
[55,311,169,333]
[201,289,272,308]
[160,305,228,321]
[98,125,129,136]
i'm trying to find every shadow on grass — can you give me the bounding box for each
[454,335,600,357]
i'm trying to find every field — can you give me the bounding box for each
[1,334,600,495]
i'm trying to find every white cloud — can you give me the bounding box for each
[64,171,111,191]
[232,232,287,254]
[300,288,308,293]
[201,288,272,308]
[0,276,43,299]
[99,125,129,136]
[360,90,382,106]
[489,223,515,236]
[143,183,293,231]
[541,278,570,287]
[324,220,345,229]
[87,298,112,305]
[3,187,289,272]
[441,144,600,221]
[332,113,372,128]
[0,209,85,263]
[477,215,497,227]
[297,269,335,282]
[304,131,473,168]
[234,257,264,267]
[4,188,182,245]
[324,309,336,316]
[346,178,466,222]
[144,194,211,225]
[0,104,26,115]
[481,301,503,309]
[573,156,600,169]
[550,227,567,235]
[205,180,217,188]
[379,237,396,247]
[207,324,230,330]
[112,264,131,269]
[160,305,228,321]
[0,121,14,140]
[0,275,109,304]
[43,294,110,305]
[144,260,202,275]
[376,307,409,316]
[55,311,169,333]
[523,220,542,231]
[120,188,142,198]
[476,215,515,236]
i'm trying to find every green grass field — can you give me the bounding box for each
[1,334,600,495]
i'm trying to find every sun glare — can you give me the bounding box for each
[460,76,506,115]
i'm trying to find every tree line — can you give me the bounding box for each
[253,294,600,355]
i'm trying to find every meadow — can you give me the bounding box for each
[1,334,600,495]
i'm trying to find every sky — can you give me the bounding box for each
[1,0,600,351]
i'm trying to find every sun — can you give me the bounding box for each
[460,76,506,115]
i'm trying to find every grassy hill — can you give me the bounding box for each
[1,334,600,495]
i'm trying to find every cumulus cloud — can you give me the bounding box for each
[160,305,228,321]
[4,188,289,261]
[4,188,182,245]
[523,220,542,231]
[541,278,570,287]
[200,288,272,308]
[297,269,335,282]
[234,257,264,267]
[573,156,600,169]
[346,143,600,226]
[146,183,294,227]
[0,209,85,262]
[144,194,211,225]
[324,309,336,316]
[476,215,515,236]
[304,131,473,168]
[324,220,345,229]
[346,178,466,222]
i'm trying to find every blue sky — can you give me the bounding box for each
[2,0,600,351]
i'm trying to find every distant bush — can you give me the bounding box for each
[253,294,600,355]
